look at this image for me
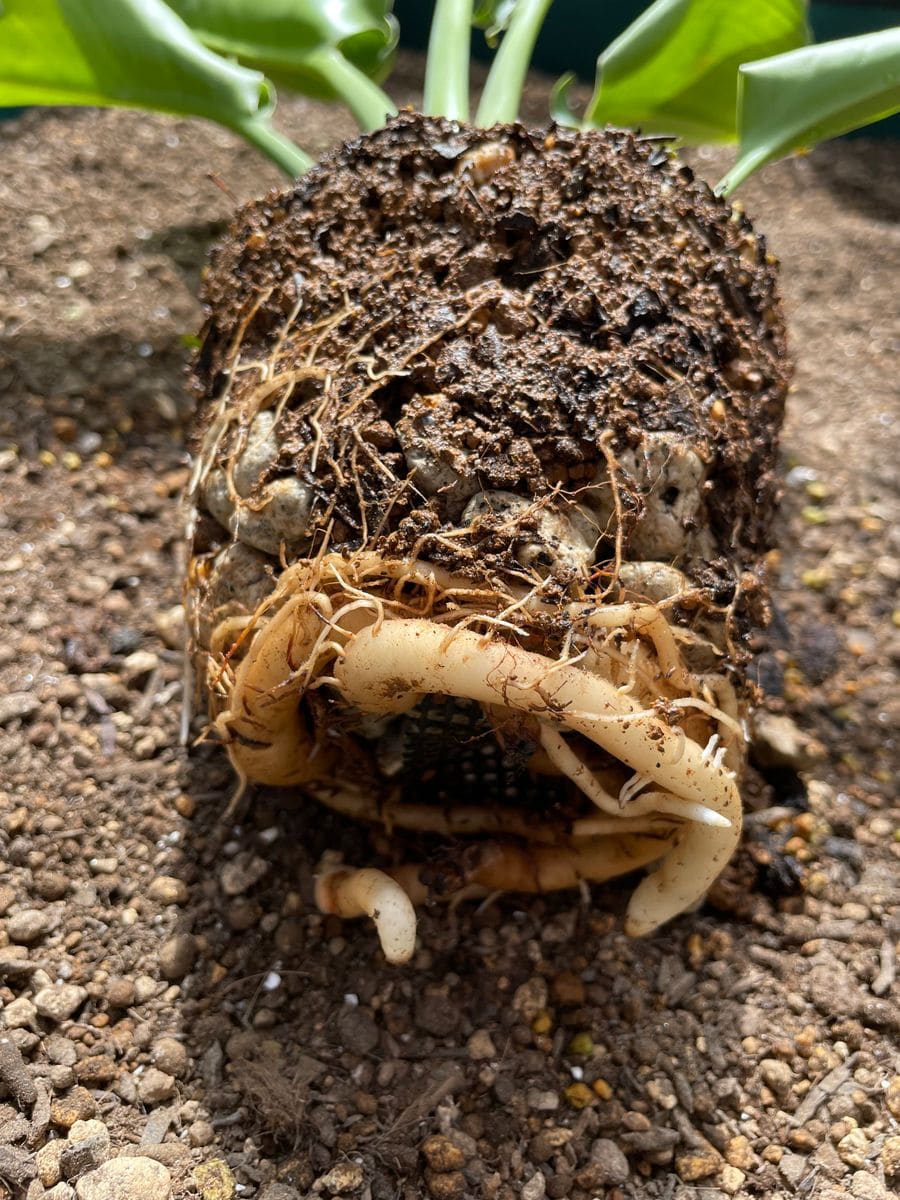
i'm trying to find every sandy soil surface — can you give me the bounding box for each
[0,58,898,1200]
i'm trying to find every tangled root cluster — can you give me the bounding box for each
[187,114,790,962]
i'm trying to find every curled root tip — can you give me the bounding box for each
[315,867,417,964]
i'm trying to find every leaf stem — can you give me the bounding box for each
[234,118,315,177]
[308,48,396,132]
[476,0,555,127]
[423,0,473,122]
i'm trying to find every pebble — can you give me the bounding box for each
[522,1172,547,1200]
[45,1184,77,1200]
[152,1036,189,1078]
[778,1152,808,1186]
[192,1158,236,1200]
[219,854,269,896]
[720,1165,746,1195]
[0,692,40,725]
[258,1187,301,1200]
[886,1077,900,1119]
[2,996,37,1029]
[676,1150,722,1182]
[336,1007,379,1055]
[7,908,53,944]
[158,933,197,980]
[37,1141,66,1187]
[188,1120,216,1148]
[147,876,189,906]
[133,975,162,1004]
[74,1156,171,1199]
[137,1067,176,1104]
[759,1057,794,1097]
[466,1029,497,1060]
[421,1135,465,1172]
[849,1171,890,1199]
[312,1161,365,1193]
[724,1135,755,1171]
[34,985,88,1023]
[589,1140,629,1186]
[51,1087,97,1129]
[838,1128,869,1169]
[423,1170,465,1200]
[105,977,135,1008]
[882,1135,900,1178]
[414,994,459,1037]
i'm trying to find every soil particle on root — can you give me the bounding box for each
[0,56,897,1200]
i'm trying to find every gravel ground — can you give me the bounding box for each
[0,57,898,1200]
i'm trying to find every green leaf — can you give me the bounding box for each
[168,0,398,125]
[718,28,900,194]
[549,71,579,127]
[0,0,312,175]
[585,0,810,143]
[473,0,517,48]
[423,0,473,122]
[475,0,554,126]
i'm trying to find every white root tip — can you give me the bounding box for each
[315,867,417,965]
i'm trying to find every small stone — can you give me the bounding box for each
[886,1077,900,1119]
[45,1185,77,1200]
[778,1153,808,1187]
[725,1135,755,1171]
[147,877,189,906]
[421,1135,465,1172]
[68,1120,110,1151]
[258,1188,301,1200]
[137,1067,175,1104]
[466,1029,497,1061]
[838,1128,869,1169]
[60,1121,110,1180]
[2,997,37,1029]
[152,1036,189,1078]
[37,1141,65,1188]
[423,1170,465,1200]
[7,908,53,944]
[313,1161,365,1193]
[158,933,197,980]
[414,994,459,1037]
[676,1150,722,1182]
[188,1120,215,1148]
[522,1173,546,1200]
[720,1165,746,1195]
[51,1087,97,1130]
[759,1058,793,1097]
[882,1136,900,1178]
[564,1083,594,1110]
[191,1158,236,1200]
[75,1156,171,1200]
[550,971,585,1006]
[35,872,71,901]
[589,1140,629,1186]
[34,985,88,1024]
[74,1056,117,1086]
[105,978,135,1008]
[512,977,548,1022]
[849,1171,890,1200]
[0,692,40,725]
[133,975,161,1004]
[219,854,269,897]
[336,1007,379,1055]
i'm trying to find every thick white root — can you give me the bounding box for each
[334,619,741,936]
[315,866,417,964]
